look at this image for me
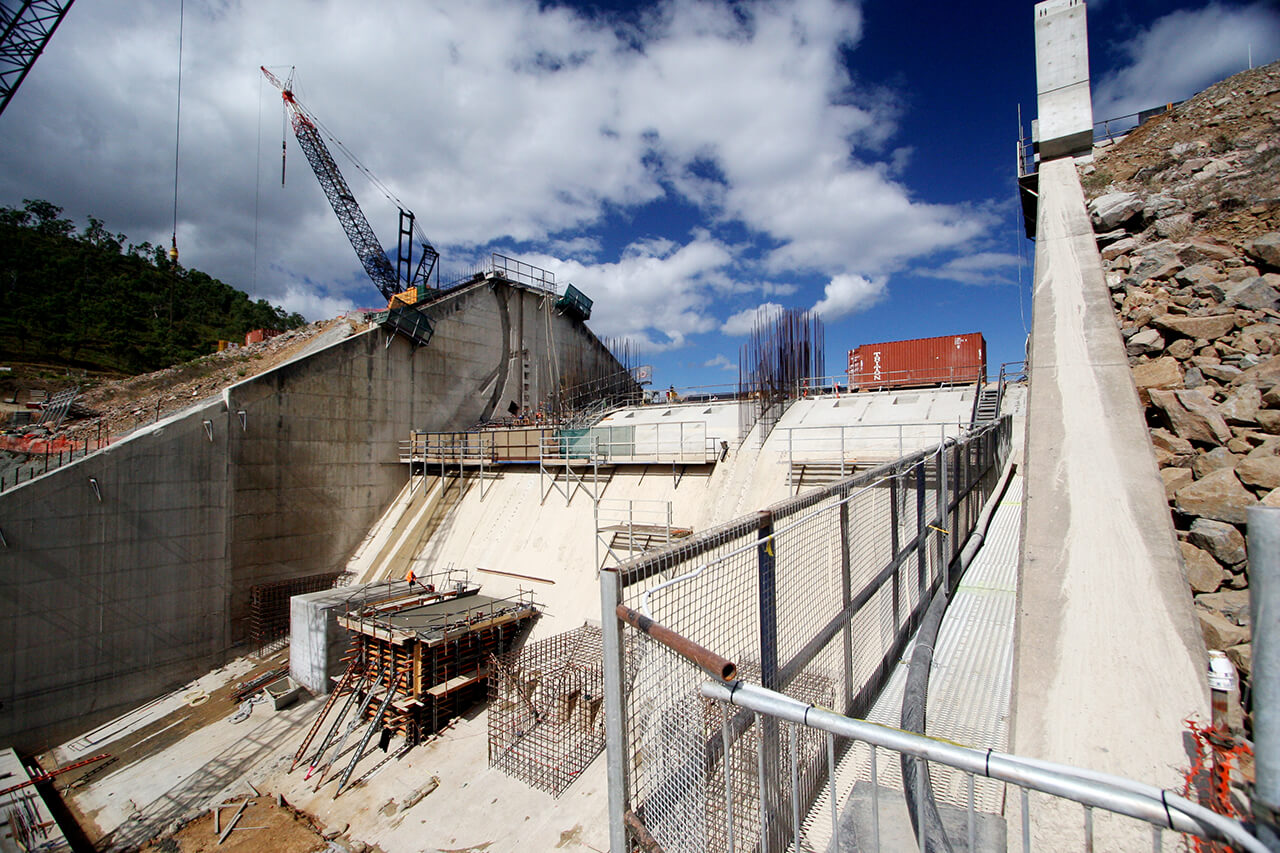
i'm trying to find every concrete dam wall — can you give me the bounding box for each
[0,277,628,750]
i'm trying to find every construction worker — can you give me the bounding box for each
[405,568,416,585]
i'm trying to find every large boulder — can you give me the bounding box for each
[1237,454,1280,490]
[1228,644,1252,677]
[1090,191,1144,230]
[1258,410,1280,434]
[1161,467,1194,500]
[1155,214,1194,240]
[1246,231,1280,269]
[1175,468,1258,524]
[1188,517,1247,565]
[1197,609,1251,650]
[1131,357,1182,398]
[1180,541,1225,593]
[1196,588,1251,627]
[1225,276,1280,312]
[1126,328,1165,357]
[1131,244,1184,282]
[1219,384,1262,426]
[1174,263,1227,289]
[1231,356,1280,392]
[1192,447,1239,479]
[1178,238,1236,265]
[1201,363,1245,384]
[1150,428,1195,456]
[1198,607,1249,648]
[1151,314,1237,341]
[1148,388,1233,445]
[1238,324,1280,355]
[1102,237,1142,261]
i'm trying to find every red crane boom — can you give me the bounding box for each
[261,66,436,303]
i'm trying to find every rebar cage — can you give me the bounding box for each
[487,624,610,796]
[609,416,1012,852]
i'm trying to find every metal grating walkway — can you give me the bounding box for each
[804,472,1024,849]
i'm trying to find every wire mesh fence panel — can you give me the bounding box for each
[610,417,1013,852]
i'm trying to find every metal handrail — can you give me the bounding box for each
[700,679,1265,853]
[846,363,986,391]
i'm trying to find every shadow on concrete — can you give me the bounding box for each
[832,780,1007,852]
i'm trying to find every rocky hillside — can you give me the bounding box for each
[1080,60,1280,723]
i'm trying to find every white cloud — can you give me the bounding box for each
[722,302,785,336]
[918,251,1022,287]
[526,235,731,351]
[812,274,884,318]
[0,0,998,340]
[272,280,358,321]
[1093,3,1280,119]
[703,354,735,371]
[546,235,603,259]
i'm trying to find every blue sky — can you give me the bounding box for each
[0,0,1277,390]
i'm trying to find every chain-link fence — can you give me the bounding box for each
[600,416,1012,852]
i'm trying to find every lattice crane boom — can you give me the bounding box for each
[261,66,436,303]
[0,0,76,118]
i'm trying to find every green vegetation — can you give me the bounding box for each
[0,199,305,375]
[1081,167,1112,196]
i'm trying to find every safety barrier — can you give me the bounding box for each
[599,416,1012,852]
[697,679,1261,853]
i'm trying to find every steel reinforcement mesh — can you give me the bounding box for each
[488,624,609,796]
[614,417,1010,853]
[249,572,337,647]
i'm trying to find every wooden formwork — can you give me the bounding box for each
[294,585,540,796]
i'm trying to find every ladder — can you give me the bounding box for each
[971,384,1002,425]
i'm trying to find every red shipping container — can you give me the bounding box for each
[245,328,283,346]
[847,333,986,390]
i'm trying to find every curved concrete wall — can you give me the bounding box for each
[0,278,627,750]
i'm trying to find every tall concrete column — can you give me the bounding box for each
[1033,0,1094,161]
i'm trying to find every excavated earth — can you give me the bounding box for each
[1080,59,1280,724]
[57,316,363,444]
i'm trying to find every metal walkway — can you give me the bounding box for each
[803,471,1024,850]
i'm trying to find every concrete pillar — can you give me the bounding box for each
[1034,0,1094,160]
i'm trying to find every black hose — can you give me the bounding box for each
[900,461,1016,852]
[900,590,956,853]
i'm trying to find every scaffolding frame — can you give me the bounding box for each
[595,498,691,572]
[540,434,612,506]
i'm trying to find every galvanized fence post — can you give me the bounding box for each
[758,511,783,849]
[600,566,630,852]
[839,495,854,713]
[1249,506,1280,852]
[937,440,949,595]
[915,462,927,598]
[889,471,903,634]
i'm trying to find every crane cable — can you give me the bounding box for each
[170,0,184,265]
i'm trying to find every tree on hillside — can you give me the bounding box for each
[0,199,306,374]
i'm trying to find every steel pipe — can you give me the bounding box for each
[616,604,737,681]
[700,680,1267,853]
